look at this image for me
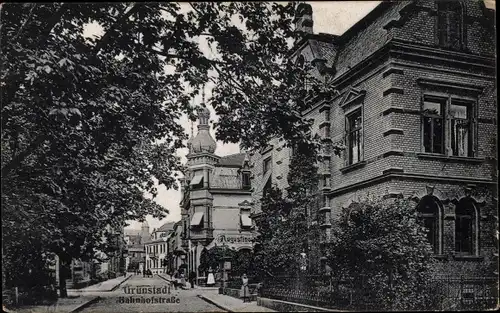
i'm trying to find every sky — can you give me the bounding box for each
[83,1,382,231]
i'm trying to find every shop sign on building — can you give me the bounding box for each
[216,234,253,245]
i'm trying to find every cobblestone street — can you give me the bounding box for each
[80,275,224,312]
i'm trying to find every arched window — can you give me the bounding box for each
[455,198,478,255]
[417,196,442,254]
[437,1,464,50]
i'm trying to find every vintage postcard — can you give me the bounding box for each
[1,1,497,312]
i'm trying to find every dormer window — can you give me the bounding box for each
[437,1,464,50]
[263,157,272,175]
[242,172,251,190]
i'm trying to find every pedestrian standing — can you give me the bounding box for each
[240,274,250,302]
[206,268,215,287]
[173,270,179,290]
[189,271,196,289]
[180,271,186,288]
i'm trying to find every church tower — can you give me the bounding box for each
[140,220,150,243]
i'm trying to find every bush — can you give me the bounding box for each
[326,197,436,311]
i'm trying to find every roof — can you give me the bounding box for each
[128,244,145,251]
[217,153,246,167]
[124,228,141,236]
[155,222,175,233]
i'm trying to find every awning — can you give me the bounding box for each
[241,214,252,227]
[190,212,204,226]
[190,174,203,186]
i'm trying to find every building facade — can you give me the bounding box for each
[178,106,255,279]
[250,0,497,277]
[166,221,187,275]
[124,221,151,273]
[144,222,175,274]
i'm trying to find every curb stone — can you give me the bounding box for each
[69,296,101,312]
[158,274,192,290]
[156,274,172,282]
[197,294,232,312]
[110,275,133,292]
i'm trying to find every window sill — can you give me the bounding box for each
[339,161,366,173]
[417,153,484,163]
[452,254,484,261]
[431,254,448,260]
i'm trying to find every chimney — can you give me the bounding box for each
[294,3,314,34]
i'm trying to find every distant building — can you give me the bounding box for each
[124,221,151,273]
[166,221,184,274]
[144,222,175,274]
[177,106,255,278]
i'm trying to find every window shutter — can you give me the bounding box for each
[445,98,452,156]
[360,121,364,162]
[344,115,349,166]
[471,110,478,157]
[343,133,349,167]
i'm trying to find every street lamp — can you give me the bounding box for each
[221,242,232,291]
[222,242,227,290]
[162,236,168,274]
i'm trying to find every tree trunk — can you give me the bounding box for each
[1,134,47,178]
[58,255,70,298]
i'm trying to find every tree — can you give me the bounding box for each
[253,140,325,276]
[1,2,325,297]
[198,246,235,277]
[325,197,436,311]
[231,249,252,277]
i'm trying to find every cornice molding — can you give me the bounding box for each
[332,40,495,90]
[416,77,484,93]
[326,172,496,197]
[389,40,495,70]
[209,188,252,195]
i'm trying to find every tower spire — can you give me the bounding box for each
[202,84,206,105]
[189,84,216,154]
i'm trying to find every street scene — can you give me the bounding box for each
[77,275,222,313]
[1,1,498,312]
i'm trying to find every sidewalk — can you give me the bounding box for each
[7,295,100,313]
[156,273,193,290]
[157,273,221,292]
[198,293,276,312]
[68,274,132,293]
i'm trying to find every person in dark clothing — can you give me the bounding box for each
[189,271,196,289]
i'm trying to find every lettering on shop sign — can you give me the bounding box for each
[216,234,253,244]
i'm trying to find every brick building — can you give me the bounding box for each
[250,1,497,277]
[177,105,255,279]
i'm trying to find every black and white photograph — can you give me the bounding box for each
[1,1,497,312]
